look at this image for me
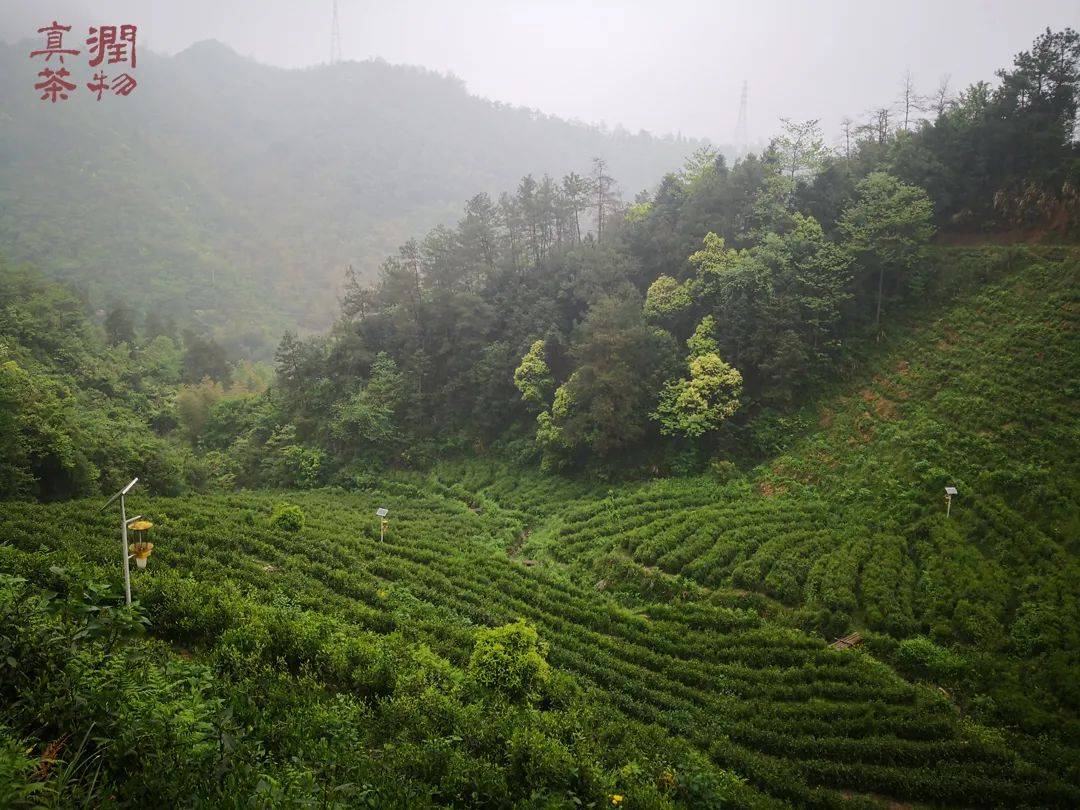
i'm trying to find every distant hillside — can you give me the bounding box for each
[0,39,701,354]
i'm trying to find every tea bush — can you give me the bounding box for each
[468,620,551,704]
[269,501,305,532]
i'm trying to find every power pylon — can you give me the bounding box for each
[734,80,749,159]
[330,0,342,65]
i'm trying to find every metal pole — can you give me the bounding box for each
[121,494,132,606]
[946,495,952,518]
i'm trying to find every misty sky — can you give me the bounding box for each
[4,1,1077,145]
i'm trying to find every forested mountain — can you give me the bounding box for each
[2,28,1077,501]
[0,38,701,355]
[254,27,1079,480]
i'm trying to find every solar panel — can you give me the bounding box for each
[100,477,139,511]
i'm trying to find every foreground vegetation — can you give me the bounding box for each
[0,484,1074,806]
[1,244,1077,806]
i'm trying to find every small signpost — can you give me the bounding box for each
[944,486,958,518]
[376,507,389,541]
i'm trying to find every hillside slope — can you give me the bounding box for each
[2,480,1077,806]
[524,247,1077,606]
[0,246,1077,805]
[497,245,1079,768]
[0,39,699,352]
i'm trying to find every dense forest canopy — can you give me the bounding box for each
[263,27,1080,480]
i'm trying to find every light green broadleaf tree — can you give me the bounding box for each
[644,275,694,322]
[652,316,743,438]
[513,339,554,409]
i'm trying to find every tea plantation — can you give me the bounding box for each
[1,247,1078,807]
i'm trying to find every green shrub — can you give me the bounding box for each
[508,725,577,794]
[269,502,305,532]
[468,620,550,704]
[894,636,967,684]
[708,458,738,483]
[0,727,41,809]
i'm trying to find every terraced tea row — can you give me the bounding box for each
[2,488,1075,806]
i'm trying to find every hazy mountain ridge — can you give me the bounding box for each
[0,38,703,353]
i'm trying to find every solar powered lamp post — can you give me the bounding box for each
[100,477,156,606]
[944,486,958,518]
[376,507,389,541]
[100,477,140,605]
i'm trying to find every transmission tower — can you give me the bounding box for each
[330,0,342,65]
[734,80,749,159]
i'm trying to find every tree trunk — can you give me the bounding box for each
[875,264,885,332]
[596,187,603,243]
